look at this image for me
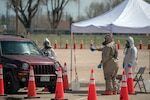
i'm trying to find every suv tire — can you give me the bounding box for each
[4,72,20,94]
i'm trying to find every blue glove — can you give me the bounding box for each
[97,63,102,69]
[128,63,131,67]
[90,46,96,52]
[122,63,124,69]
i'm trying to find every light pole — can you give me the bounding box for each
[6,1,11,31]
[15,0,18,34]
[78,0,80,21]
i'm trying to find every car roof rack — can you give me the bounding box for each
[2,33,25,38]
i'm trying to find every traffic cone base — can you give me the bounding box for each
[24,96,40,99]
[0,94,7,96]
[51,99,68,100]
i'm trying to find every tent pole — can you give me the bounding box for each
[70,32,73,89]
[149,50,150,78]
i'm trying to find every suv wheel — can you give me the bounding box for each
[4,72,20,94]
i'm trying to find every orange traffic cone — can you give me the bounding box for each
[51,67,68,100]
[118,40,121,50]
[73,40,76,49]
[139,40,142,50]
[148,40,150,49]
[127,64,135,94]
[90,40,93,46]
[88,69,97,100]
[65,40,69,49]
[63,62,70,91]
[120,70,129,100]
[80,40,84,49]
[27,32,30,39]
[54,40,58,49]
[24,66,40,99]
[0,64,7,96]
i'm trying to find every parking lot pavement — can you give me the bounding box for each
[0,86,150,100]
[0,49,150,100]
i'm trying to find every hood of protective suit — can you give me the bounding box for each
[102,34,113,45]
[127,36,134,48]
[43,38,52,47]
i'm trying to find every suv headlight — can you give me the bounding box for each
[55,62,60,70]
[22,63,29,70]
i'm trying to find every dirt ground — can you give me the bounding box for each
[0,49,150,100]
[55,49,150,100]
[56,49,150,83]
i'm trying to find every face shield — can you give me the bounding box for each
[43,38,51,49]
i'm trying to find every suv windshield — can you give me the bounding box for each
[1,41,43,55]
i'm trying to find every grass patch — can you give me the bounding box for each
[29,33,150,49]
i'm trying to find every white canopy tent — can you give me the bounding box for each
[71,0,150,33]
[70,0,150,85]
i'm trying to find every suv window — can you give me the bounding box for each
[1,41,43,56]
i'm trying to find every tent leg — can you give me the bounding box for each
[70,32,73,89]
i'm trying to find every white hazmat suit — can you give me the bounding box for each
[123,36,138,76]
[41,38,57,60]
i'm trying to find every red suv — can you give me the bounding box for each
[0,34,62,94]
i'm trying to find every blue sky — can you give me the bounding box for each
[0,0,102,19]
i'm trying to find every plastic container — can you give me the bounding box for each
[71,79,80,91]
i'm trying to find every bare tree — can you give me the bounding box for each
[145,0,150,3]
[42,0,69,29]
[10,0,41,32]
[85,0,123,18]
[85,2,106,18]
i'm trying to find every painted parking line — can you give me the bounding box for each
[75,97,87,100]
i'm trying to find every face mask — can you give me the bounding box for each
[102,41,106,45]
[125,41,130,48]
[45,46,51,49]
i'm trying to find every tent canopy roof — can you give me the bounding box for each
[71,0,150,33]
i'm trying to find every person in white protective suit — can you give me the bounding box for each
[41,38,57,60]
[123,36,138,77]
[41,38,57,92]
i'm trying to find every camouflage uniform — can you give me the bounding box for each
[98,34,119,95]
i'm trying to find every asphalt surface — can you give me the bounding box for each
[0,49,150,100]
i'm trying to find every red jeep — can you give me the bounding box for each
[0,34,62,94]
